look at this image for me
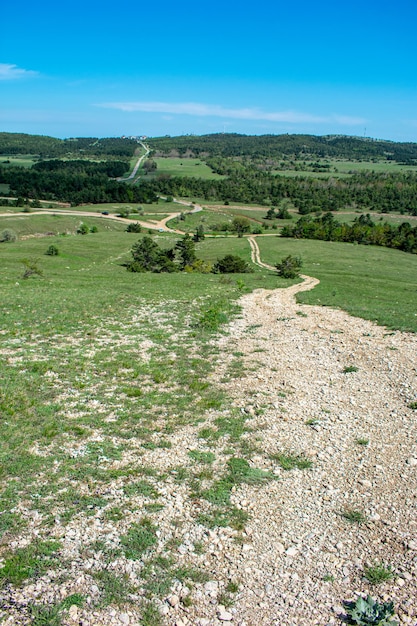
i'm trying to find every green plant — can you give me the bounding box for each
[120,518,158,559]
[343,594,397,625]
[77,223,90,235]
[45,244,59,256]
[356,437,369,446]
[126,221,142,233]
[364,563,394,585]
[28,603,62,626]
[0,228,18,242]
[21,257,43,279]
[342,509,367,524]
[270,452,312,470]
[408,401,417,410]
[275,255,302,278]
[343,365,359,373]
[212,254,253,273]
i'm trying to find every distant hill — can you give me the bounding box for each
[0,133,138,158]
[147,133,417,162]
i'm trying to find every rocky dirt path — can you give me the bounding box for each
[202,280,417,626]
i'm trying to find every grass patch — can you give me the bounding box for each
[270,452,312,470]
[341,509,367,524]
[364,562,394,585]
[0,540,60,587]
[120,518,158,559]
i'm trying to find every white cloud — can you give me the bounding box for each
[97,100,366,126]
[0,63,38,80]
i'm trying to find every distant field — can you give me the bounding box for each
[151,157,224,180]
[0,155,37,168]
[0,214,126,237]
[273,158,417,179]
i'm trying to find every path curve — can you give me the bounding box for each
[248,235,320,297]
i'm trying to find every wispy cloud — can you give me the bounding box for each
[0,63,38,80]
[97,101,366,126]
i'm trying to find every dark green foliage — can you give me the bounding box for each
[77,223,90,235]
[126,222,142,233]
[0,228,17,242]
[127,236,177,273]
[275,255,303,278]
[45,244,59,256]
[231,216,251,237]
[193,224,205,241]
[343,594,397,625]
[282,213,417,254]
[212,255,253,273]
[175,233,197,269]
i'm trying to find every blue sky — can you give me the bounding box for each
[1,0,417,141]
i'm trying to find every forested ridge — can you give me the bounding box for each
[148,133,417,162]
[0,133,138,157]
[1,132,416,220]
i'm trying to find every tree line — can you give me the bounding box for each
[148,133,417,162]
[281,212,417,254]
[131,170,417,216]
[0,160,157,204]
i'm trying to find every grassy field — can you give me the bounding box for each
[272,159,417,179]
[1,220,416,622]
[151,158,224,180]
[256,236,417,332]
[0,155,37,168]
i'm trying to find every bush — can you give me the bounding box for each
[0,229,18,243]
[45,245,59,256]
[212,255,253,274]
[275,255,303,278]
[90,225,98,233]
[77,223,90,235]
[126,222,142,233]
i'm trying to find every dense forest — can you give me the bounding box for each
[0,160,157,204]
[133,170,417,215]
[148,133,417,163]
[0,133,138,157]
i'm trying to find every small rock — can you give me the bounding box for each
[119,614,130,625]
[168,595,180,607]
[406,458,417,467]
[69,605,78,621]
[218,608,233,621]
[286,546,298,557]
[407,540,417,550]
[275,542,285,554]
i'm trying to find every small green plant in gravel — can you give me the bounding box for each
[28,603,62,626]
[408,401,417,409]
[270,452,312,470]
[343,594,397,625]
[364,563,394,585]
[342,509,367,524]
[120,518,158,559]
[93,570,135,606]
[61,594,85,609]
[189,450,216,464]
[355,437,370,446]
[343,365,359,373]
[141,600,163,626]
